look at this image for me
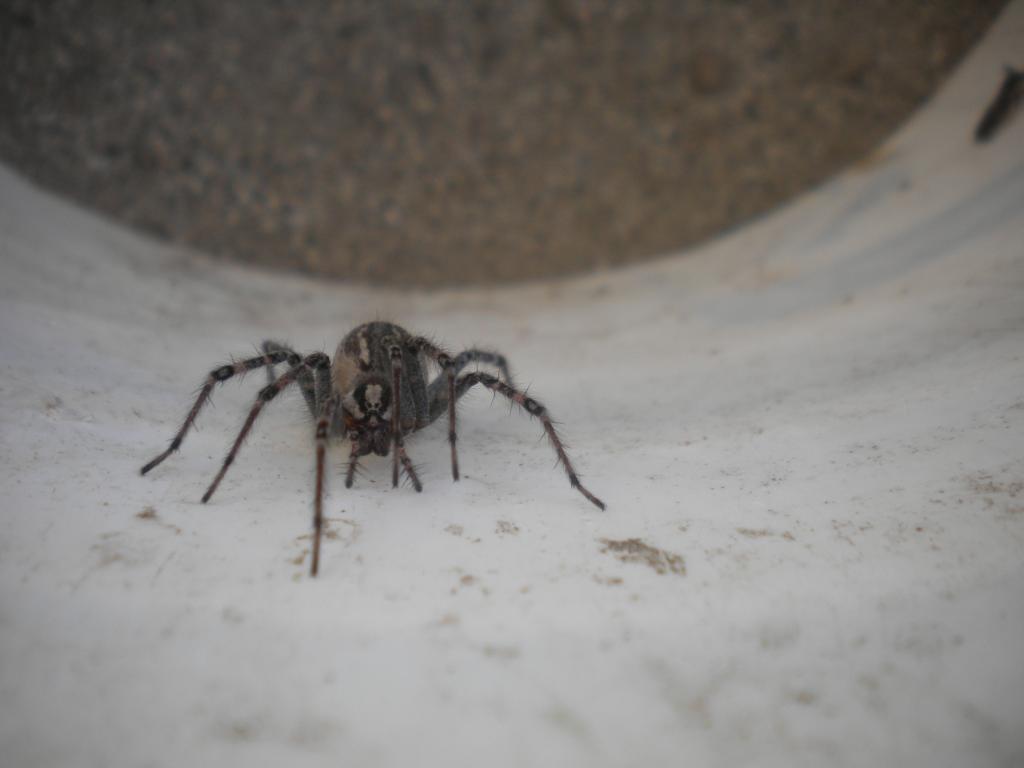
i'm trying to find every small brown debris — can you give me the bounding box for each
[736,527,796,541]
[496,520,519,536]
[135,506,182,534]
[295,518,359,543]
[482,644,520,660]
[792,690,817,705]
[736,527,772,538]
[970,476,1023,498]
[966,471,1024,516]
[599,538,686,576]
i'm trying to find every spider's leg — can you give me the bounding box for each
[426,366,492,423]
[453,372,605,510]
[262,340,319,417]
[456,349,515,387]
[427,348,515,404]
[407,337,459,480]
[201,353,330,503]
[313,358,331,416]
[396,443,422,492]
[424,347,515,481]
[402,342,430,430]
[423,357,498,483]
[140,348,302,475]
[345,440,360,489]
[385,342,421,493]
[311,394,338,578]
[389,341,402,488]
[387,339,423,492]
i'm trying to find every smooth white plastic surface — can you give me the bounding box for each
[1,6,1022,767]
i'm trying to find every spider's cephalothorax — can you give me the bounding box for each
[140,321,605,577]
[342,376,392,456]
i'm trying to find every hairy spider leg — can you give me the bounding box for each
[407,337,459,480]
[396,445,420,491]
[424,348,517,478]
[345,440,360,489]
[140,348,302,476]
[451,349,515,387]
[261,340,320,416]
[201,352,331,503]
[401,340,430,430]
[426,348,516,409]
[425,351,516,424]
[447,372,605,510]
[389,341,402,488]
[387,340,423,491]
[311,394,338,578]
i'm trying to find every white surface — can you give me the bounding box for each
[2,7,1023,767]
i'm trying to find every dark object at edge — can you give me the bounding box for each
[974,66,1024,142]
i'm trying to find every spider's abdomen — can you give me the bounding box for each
[339,322,408,370]
[334,321,404,393]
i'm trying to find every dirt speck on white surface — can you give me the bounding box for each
[599,538,687,577]
[135,505,182,534]
[136,506,157,521]
[735,527,796,541]
[295,517,360,544]
[482,644,521,660]
[966,469,1024,511]
[495,520,520,536]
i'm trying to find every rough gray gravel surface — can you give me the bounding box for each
[0,0,1007,286]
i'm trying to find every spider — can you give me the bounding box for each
[140,321,605,576]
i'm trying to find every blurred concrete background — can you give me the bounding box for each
[0,1,1006,287]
